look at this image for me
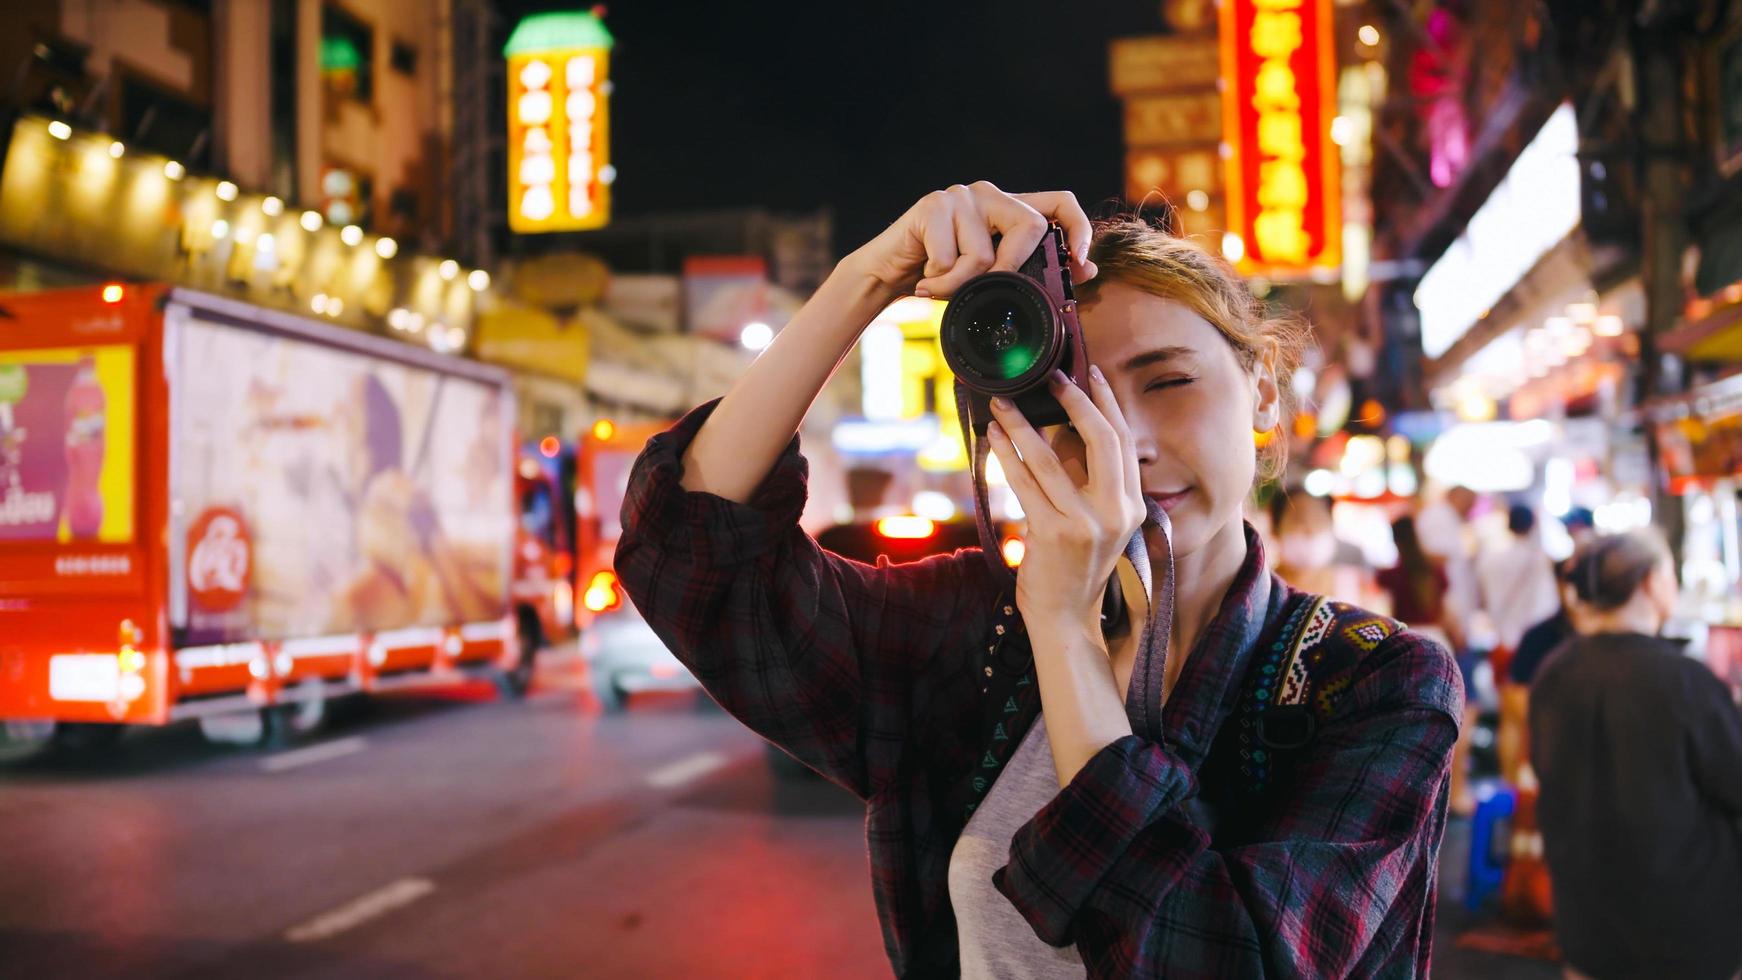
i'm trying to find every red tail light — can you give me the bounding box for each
[875,516,935,540]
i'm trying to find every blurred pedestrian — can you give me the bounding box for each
[1415,485,1480,652]
[1416,486,1482,815]
[1497,556,1587,785]
[1270,491,1374,605]
[617,185,1462,976]
[1376,515,1452,649]
[1475,503,1561,685]
[1531,530,1742,980]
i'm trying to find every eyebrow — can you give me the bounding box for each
[1118,346,1196,373]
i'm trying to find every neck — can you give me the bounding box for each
[1160,518,1249,662]
[1584,598,1661,637]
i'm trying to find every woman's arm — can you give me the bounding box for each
[676,264,894,502]
[680,182,1098,504]
[994,630,1464,978]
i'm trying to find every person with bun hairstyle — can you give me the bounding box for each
[615,183,1462,977]
[1530,529,1742,980]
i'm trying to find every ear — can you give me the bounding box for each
[1250,341,1282,433]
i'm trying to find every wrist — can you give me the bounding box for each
[833,248,905,309]
[1021,602,1106,649]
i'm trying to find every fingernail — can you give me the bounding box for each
[991,396,1012,410]
[1050,370,1067,387]
[1090,365,1105,384]
[914,287,930,298]
[987,421,1003,439]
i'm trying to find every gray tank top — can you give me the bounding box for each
[947,716,1087,979]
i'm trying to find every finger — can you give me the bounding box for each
[988,396,1082,514]
[1046,370,1125,504]
[1085,363,1143,505]
[1015,190,1098,280]
[917,190,997,297]
[916,190,960,285]
[969,182,1050,274]
[986,421,1064,520]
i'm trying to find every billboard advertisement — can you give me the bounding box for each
[170,311,511,644]
[0,345,136,544]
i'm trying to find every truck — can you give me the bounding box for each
[0,285,533,750]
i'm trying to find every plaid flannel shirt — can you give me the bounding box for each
[614,399,1463,979]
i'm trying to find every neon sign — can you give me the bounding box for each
[505,12,614,233]
[1220,0,1340,276]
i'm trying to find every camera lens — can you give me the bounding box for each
[940,277,1057,390]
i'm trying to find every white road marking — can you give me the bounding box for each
[260,736,367,773]
[284,877,435,943]
[644,750,729,789]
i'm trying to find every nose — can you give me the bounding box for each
[1126,415,1159,469]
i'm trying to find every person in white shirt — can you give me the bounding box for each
[1476,504,1562,659]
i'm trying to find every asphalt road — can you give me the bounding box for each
[0,650,1557,979]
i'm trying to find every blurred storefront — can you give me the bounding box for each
[1362,2,1662,541]
[0,0,497,347]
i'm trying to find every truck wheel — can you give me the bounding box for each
[259,704,297,749]
[49,722,126,755]
[497,610,542,700]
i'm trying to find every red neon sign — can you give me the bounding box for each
[1220,0,1341,276]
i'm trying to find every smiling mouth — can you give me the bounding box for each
[1144,489,1191,512]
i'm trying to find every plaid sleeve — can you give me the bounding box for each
[994,630,1462,979]
[613,398,991,800]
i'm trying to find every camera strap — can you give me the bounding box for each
[951,379,1177,746]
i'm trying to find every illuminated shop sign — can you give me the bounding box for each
[1219,0,1340,276]
[505,12,615,233]
[1416,103,1581,359]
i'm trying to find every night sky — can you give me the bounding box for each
[501,1,1169,255]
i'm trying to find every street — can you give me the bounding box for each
[1,649,1553,980]
[0,651,888,979]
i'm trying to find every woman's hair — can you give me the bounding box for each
[1078,214,1312,482]
[1390,515,1443,618]
[1565,529,1672,611]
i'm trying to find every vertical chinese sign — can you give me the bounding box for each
[1220,0,1340,276]
[505,11,615,233]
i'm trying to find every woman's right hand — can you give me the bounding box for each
[842,181,1099,301]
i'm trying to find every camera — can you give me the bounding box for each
[939,224,1090,436]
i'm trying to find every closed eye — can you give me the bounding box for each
[1144,377,1195,393]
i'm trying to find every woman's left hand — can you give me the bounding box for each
[986,366,1146,631]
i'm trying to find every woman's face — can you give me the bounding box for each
[1072,281,1279,562]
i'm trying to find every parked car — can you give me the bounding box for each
[581,577,705,711]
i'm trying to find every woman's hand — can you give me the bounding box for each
[987,367,1146,631]
[840,181,1098,302]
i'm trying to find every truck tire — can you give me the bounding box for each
[49,722,126,755]
[496,609,542,700]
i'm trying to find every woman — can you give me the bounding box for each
[616,183,1462,977]
[1376,515,1452,646]
[1531,530,1742,980]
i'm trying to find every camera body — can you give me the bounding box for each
[940,224,1091,436]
